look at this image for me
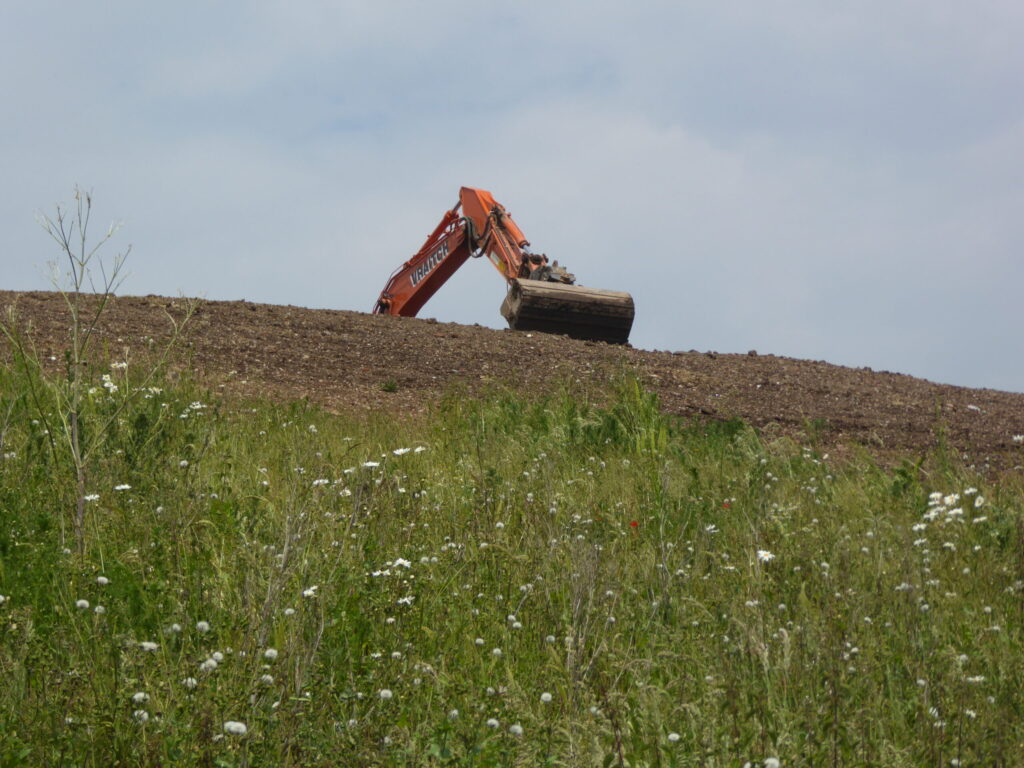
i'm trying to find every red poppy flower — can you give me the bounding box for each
[629,520,639,528]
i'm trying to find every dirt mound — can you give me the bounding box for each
[3,290,1023,473]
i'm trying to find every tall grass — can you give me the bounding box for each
[0,360,1021,767]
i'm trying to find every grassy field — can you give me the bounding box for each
[1,353,1022,767]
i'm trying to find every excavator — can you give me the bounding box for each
[373,187,635,344]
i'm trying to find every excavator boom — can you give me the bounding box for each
[374,187,634,343]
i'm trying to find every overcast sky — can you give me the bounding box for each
[3,2,1022,392]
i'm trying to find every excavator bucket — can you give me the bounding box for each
[500,278,635,344]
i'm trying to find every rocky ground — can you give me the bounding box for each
[3,290,1023,473]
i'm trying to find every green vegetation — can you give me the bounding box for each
[1,356,1022,767]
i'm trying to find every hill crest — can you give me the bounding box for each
[3,290,1022,472]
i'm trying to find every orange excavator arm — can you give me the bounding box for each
[373,202,471,318]
[373,187,559,317]
[373,187,634,343]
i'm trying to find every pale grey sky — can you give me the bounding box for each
[3,1,1022,392]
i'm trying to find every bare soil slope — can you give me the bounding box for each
[4,291,1023,472]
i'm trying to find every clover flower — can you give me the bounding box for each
[139,641,158,652]
[196,621,211,633]
[75,599,90,610]
[96,576,109,586]
[486,718,499,728]
[379,689,393,700]
[223,721,247,736]
[667,732,680,743]
[263,648,278,660]
[540,692,553,704]
[509,723,523,736]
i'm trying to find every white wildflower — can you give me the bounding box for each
[263,648,278,661]
[75,599,90,610]
[139,641,158,652]
[196,621,211,633]
[756,550,775,563]
[223,720,247,736]
[378,689,393,700]
[509,723,523,736]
